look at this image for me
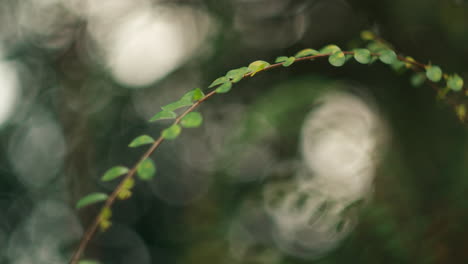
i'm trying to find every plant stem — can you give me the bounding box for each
[69,49,460,264]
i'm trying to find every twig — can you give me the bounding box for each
[69,49,462,264]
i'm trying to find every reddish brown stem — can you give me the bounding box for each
[69,48,463,264]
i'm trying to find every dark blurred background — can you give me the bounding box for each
[0,0,468,263]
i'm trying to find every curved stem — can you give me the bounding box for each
[69,91,216,264]
[69,49,457,264]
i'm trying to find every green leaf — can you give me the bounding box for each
[128,135,154,148]
[366,42,386,53]
[161,99,193,112]
[181,112,203,128]
[101,166,129,181]
[275,56,288,63]
[379,49,397,64]
[295,48,319,58]
[248,60,270,76]
[282,57,295,67]
[447,74,464,91]
[360,30,375,40]
[137,158,156,180]
[192,88,205,101]
[209,76,228,88]
[76,193,108,209]
[180,89,202,102]
[78,260,100,264]
[390,60,406,72]
[216,82,232,93]
[425,65,442,82]
[410,73,426,87]
[149,110,177,122]
[226,67,249,83]
[320,45,341,54]
[162,124,182,140]
[329,51,346,67]
[353,49,371,64]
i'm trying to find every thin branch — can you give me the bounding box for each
[69,48,463,264]
[69,91,216,264]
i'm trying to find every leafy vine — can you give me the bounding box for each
[70,30,466,264]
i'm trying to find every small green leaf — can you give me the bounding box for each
[329,51,346,67]
[410,73,426,87]
[79,260,100,264]
[137,158,156,180]
[437,86,450,100]
[447,74,464,91]
[101,166,129,181]
[295,48,319,58]
[282,57,295,67]
[379,49,397,64]
[181,112,203,128]
[192,88,205,101]
[149,110,177,122]
[128,135,154,148]
[360,30,375,41]
[248,60,270,76]
[426,65,442,82]
[76,193,108,209]
[367,42,386,53]
[162,124,182,140]
[216,81,232,93]
[320,45,341,54]
[226,67,249,83]
[161,99,193,112]
[275,56,288,63]
[353,49,371,64]
[209,76,228,88]
[180,89,201,102]
[391,60,406,72]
